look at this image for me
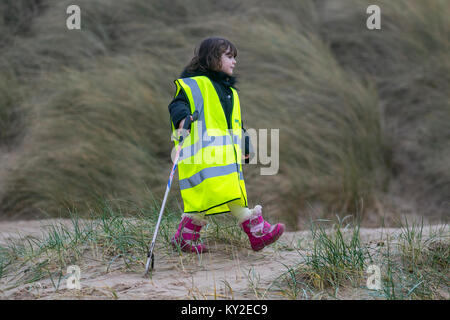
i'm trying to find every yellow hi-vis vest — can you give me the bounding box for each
[171,76,248,215]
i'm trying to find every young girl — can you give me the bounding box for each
[168,37,284,253]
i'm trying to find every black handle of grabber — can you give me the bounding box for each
[179,110,199,143]
[151,252,154,270]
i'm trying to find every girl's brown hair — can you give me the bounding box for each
[186,37,237,73]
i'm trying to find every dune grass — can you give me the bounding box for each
[0,0,449,228]
[0,62,30,150]
[379,220,449,299]
[0,202,447,300]
[320,0,450,217]
[271,217,449,300]
[0,199,165,290]
[0,197,249,291]
[272,216,372,298]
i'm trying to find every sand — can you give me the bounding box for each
[0,219,447,300]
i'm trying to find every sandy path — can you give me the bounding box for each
[0,220,448,300]
[0,220,303,300]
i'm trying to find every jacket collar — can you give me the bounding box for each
[180,68,237,88]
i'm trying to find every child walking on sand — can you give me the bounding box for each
[168,37,284,253]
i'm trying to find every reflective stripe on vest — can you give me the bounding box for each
[179,163,238,190]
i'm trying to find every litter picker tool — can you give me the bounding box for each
[145,110,199,276]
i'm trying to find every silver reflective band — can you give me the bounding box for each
[179,133,234,161]
[182,78,204,117]
[179,133,242,163]
[179,163,240,190]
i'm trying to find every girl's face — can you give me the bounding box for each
[219,47,236,76]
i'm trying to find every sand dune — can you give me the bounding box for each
[0,219,447,300]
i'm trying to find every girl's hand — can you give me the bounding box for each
[178,116,192,136]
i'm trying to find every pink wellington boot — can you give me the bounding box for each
[241,205,285,251]
[171,215,207,254]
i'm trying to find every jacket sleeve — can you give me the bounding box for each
[242,122,255,164]
[168,88,190,129]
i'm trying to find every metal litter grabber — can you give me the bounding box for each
[144,111,199,276]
